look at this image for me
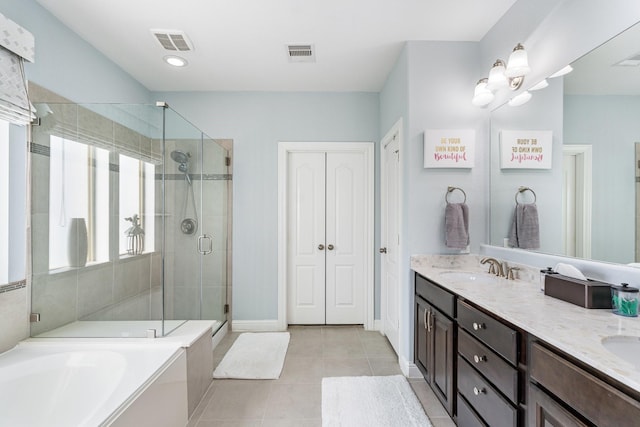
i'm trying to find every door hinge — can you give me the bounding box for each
[30,313,41,323]
[225,156,231,166]
[224,304,229,314]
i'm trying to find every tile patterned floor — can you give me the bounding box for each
[188,326,456,427]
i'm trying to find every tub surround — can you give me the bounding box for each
[411,254,640,394]
[1,320,216,426]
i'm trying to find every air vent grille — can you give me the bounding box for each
[614,52,640,67]
[151,30,194,52]
[287,44,315,63]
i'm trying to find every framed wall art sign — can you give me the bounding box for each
[423,129,475,168]
[500,130,552,169]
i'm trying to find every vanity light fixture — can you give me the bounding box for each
[549,64,573,78]
[472,43,531,106]
[507,90,532,107]
[528,79,549,91]
[471,78,495,107]
[164,55,188,67]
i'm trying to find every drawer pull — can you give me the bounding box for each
[473,387,486,396]
[473,355,487,364]
[472,322,486,331]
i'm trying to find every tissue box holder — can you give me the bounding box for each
[544,274,612,309]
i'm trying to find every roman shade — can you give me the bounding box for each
[0,12,35,126]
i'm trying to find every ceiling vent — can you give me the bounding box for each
[151,30,194,52]
[287,44,315,63]
[613,52,640,67]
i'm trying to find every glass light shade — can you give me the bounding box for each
[472,79,495,107]
[549,65,573,78]
[164,55,188,67]
[505,44,530,77]
[508,91,532,107]
[529,79,549,91]
[486,60,508,90]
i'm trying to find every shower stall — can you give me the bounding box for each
[28,101,231,338]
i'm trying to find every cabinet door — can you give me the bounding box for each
[432,309,455,415]
[415,297,430,377]
[529,384,588,427]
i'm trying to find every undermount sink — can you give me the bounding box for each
[601,336,640,370]
[437,271,498,285]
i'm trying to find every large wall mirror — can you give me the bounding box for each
[489,21,640,265]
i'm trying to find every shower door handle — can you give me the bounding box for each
[198,234,213,255]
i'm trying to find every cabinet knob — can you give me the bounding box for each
[327,244,334,250]
[472,322,486,331]
[473,355,487,364]
[473,387,486,396]
[318,244,325,250]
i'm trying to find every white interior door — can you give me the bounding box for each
[287,152,326,324]
[325,152,365,324]
[381,132,400,355]
[286,149,367,325]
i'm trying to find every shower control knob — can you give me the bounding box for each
[318,244,325,250]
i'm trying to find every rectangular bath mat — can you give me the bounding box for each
[213,332,290,379]
[322,375,432,427]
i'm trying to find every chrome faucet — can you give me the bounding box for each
[480,257,505,277]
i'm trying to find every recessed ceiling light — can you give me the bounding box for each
[164,55,188,67]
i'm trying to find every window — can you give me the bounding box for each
[49,136,109,270]
[0,119,9,283]
[119,154,155,255]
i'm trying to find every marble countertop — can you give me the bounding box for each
[411,254,640,395]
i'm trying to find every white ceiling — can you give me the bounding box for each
[35,0,516,92]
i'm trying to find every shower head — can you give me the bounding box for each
[170,150,191,164]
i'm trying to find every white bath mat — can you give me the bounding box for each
[322,375,432,427]
[213,332,290,379]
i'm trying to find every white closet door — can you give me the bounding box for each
[287,152,326,324]
[325,152,365,324]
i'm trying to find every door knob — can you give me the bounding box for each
[318,244,325,250]
[379,247,387,253]
[327,244,334,250]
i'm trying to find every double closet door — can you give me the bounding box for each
[287,150,367,325]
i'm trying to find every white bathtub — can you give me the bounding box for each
[0,341,187,427]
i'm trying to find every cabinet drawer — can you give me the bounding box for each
[458,356,517,427]
[457,300,518,365]
[459,329,518,404]
[530,342,640,427]
[457,393,487,427]
[416,274,455,317]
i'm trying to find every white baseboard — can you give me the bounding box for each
[231,320,283,332]
[373,319,382,331]
[399,355,422,378]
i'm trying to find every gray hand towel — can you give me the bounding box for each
[508,203,540,249]
[445,203,469,249]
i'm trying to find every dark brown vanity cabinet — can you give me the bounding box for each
[415,274,456,416]
[456,300,525,427]
[529,341,640,427]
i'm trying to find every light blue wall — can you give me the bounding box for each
[564,95,640,263]
[0,0,151,104]
[151,91,380,320]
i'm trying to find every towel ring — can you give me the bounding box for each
[515,186,536,205]
[445,186,466,204]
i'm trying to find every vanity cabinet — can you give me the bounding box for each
[529,340,640,427]
[456,300,525,427]
[415,274,456,415]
